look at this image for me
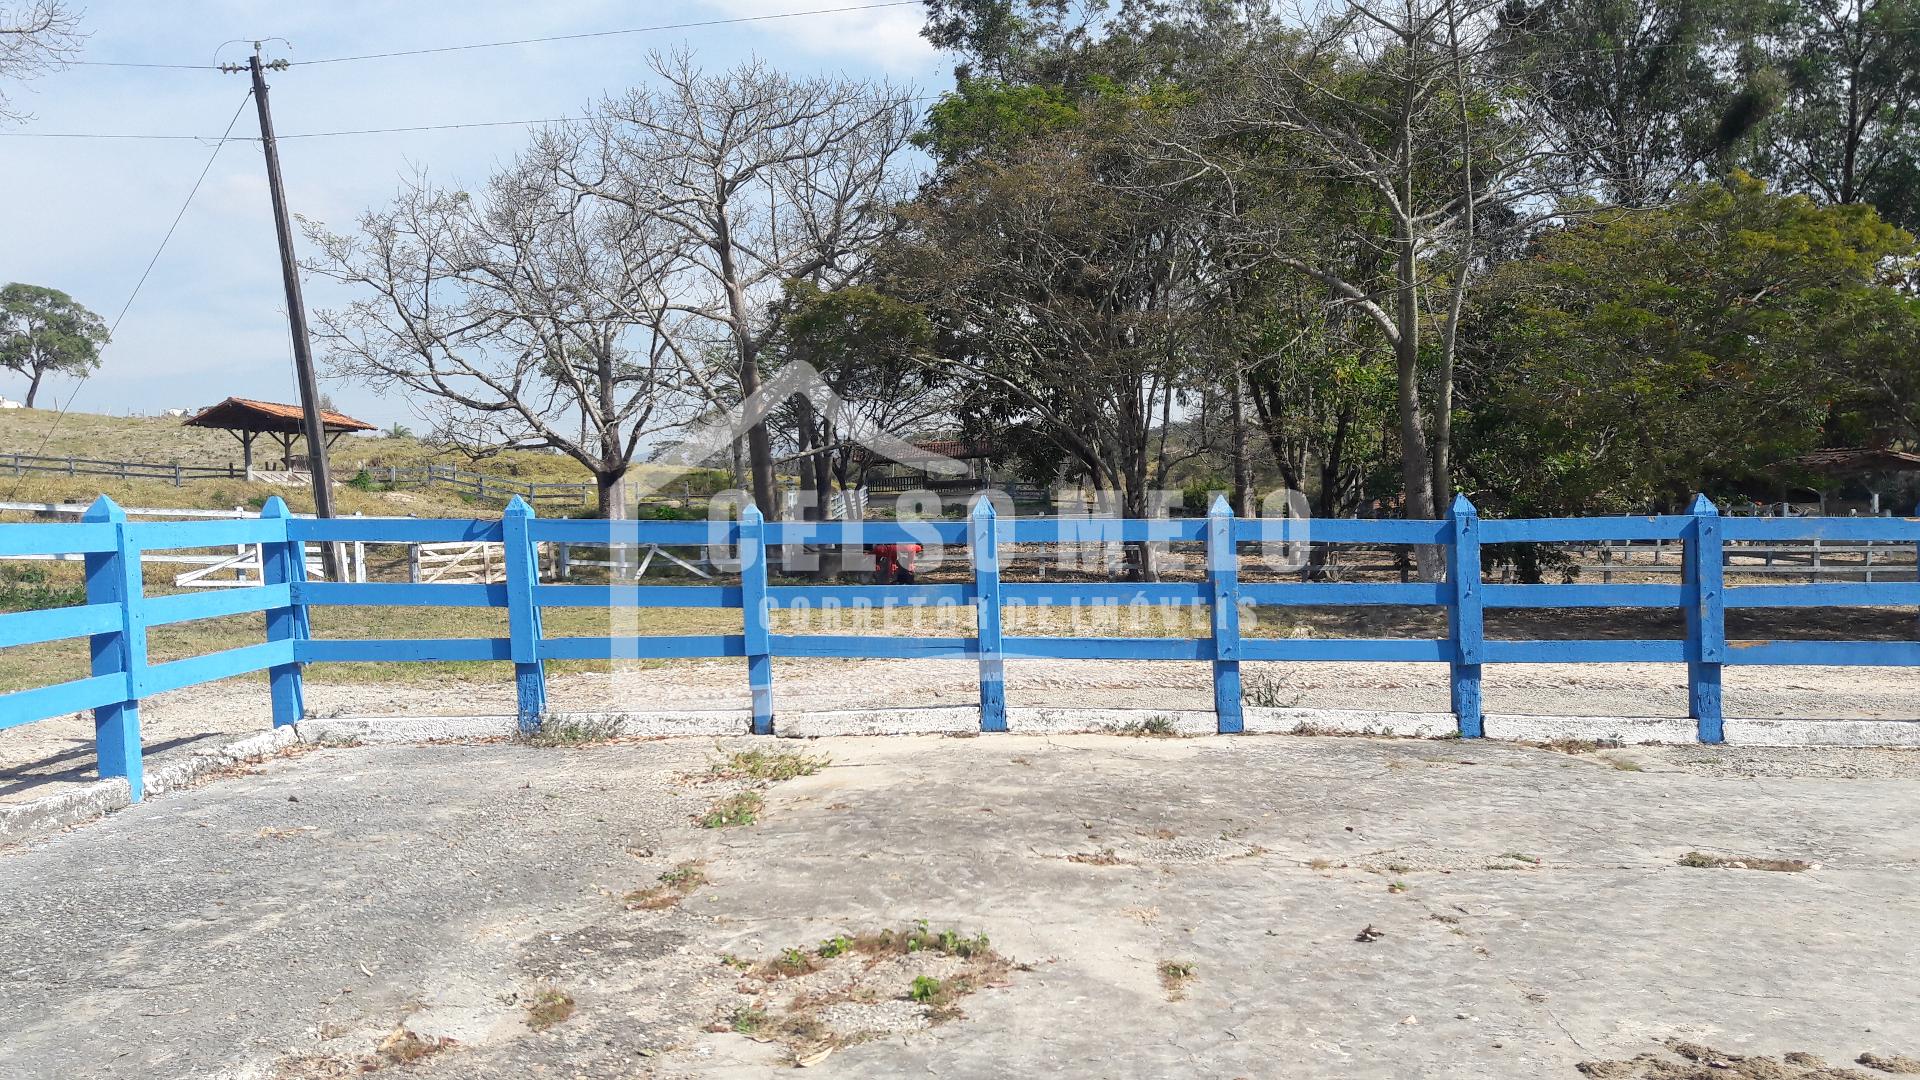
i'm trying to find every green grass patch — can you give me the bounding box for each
[699,792,764,829]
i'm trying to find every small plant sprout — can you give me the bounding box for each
[1158,960,1198,1000]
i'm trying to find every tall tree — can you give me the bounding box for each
[542,52,918,516]
[1752,0,1920,230]
[0,282,107,407]
[1496,0,1749,206]
[771,280,946,514]
[899,80,1214,577]
[0,1,82,123]
[1220,0,1561,575]
[303,158,700,515]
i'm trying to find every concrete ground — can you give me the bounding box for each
[3,734,1920,1079]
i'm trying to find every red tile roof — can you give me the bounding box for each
[183,396,376,434]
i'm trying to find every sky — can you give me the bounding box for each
[0,0,948,431]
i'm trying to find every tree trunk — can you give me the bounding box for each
[24,367,44,408]
[1230,367,1251,516]
[594,468,623,519]
[1393,229,1440,580]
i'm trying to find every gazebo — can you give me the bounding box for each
[1773,446,1920,515]
[183,396,375,472]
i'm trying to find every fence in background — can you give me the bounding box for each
[2,494,1919,801]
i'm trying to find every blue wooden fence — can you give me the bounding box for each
[3,492,1918,801]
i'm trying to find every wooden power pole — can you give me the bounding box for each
[223,42,340,577]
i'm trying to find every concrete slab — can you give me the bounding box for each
[2,734,1917,1079]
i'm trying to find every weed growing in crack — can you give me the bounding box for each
[1678,851,1811,872]
[1158,960,1197,1000]
[706,748,828,783]
[699,792,764,829]
[526,984,574,1031]
[623,861,708,910]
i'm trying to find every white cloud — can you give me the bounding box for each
[702,0,938,74]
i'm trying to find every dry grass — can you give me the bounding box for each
[718,923,1014,1062]
[1677,851,1812,873]
[623,861,708,910]
[704,748,829,783]
[0,407,599,482]
[375,1027,453,1066]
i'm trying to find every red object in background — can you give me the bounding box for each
[870,543,922,584]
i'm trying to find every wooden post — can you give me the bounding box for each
[502,497,548,733]
[82,495,146,799]
[1447,495,1484,738]
[1207,496,1242,734]
[971,497,1007,732]
[259,497,307,727]
[1685,494,1724,743]
[739,506,775,735]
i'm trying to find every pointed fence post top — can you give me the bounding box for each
[972,496,996,519]
[259,495,290,518]
[504,495,535,518]
[82,494,125,523]
[1450,493,1478,518]
[1208,494,1233,517]
[1687,493,1719,516]
[740,502,764,525]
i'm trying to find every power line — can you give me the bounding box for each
[294,1,923,65]
[2,94,942,143]
[3,89,256,501]
[53,2,924,71]
[0,130,242,141]
[67,59,215,69]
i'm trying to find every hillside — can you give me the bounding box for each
[0,408,734,517]
[0,407,596,483]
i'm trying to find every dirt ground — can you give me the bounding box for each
[3,733,1918,1079]
[7,656,1920,805]
[5,657,1920,805]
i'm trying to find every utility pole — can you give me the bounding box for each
[223,42,340,578]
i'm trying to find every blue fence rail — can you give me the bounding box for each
[3,492,1918,800]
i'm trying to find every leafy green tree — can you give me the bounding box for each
[0,283,107,407]
[771,280,945,513]
[1460,173,1920,516]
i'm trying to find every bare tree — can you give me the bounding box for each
[1225,0,1563,571]
[303,154,702,513]
[0,1,81,123]
[541,51,919,515]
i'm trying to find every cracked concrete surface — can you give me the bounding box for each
[2,734,1918,1078]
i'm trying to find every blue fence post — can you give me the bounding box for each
[501,496,548,734]
[739,505,775,735]
[971,498,1008,732]
[1207,496,1243,734]
[259,497,306,727]
[82,495,146,800]
[1447,494,1484,738]
[1686,493,1725,743]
